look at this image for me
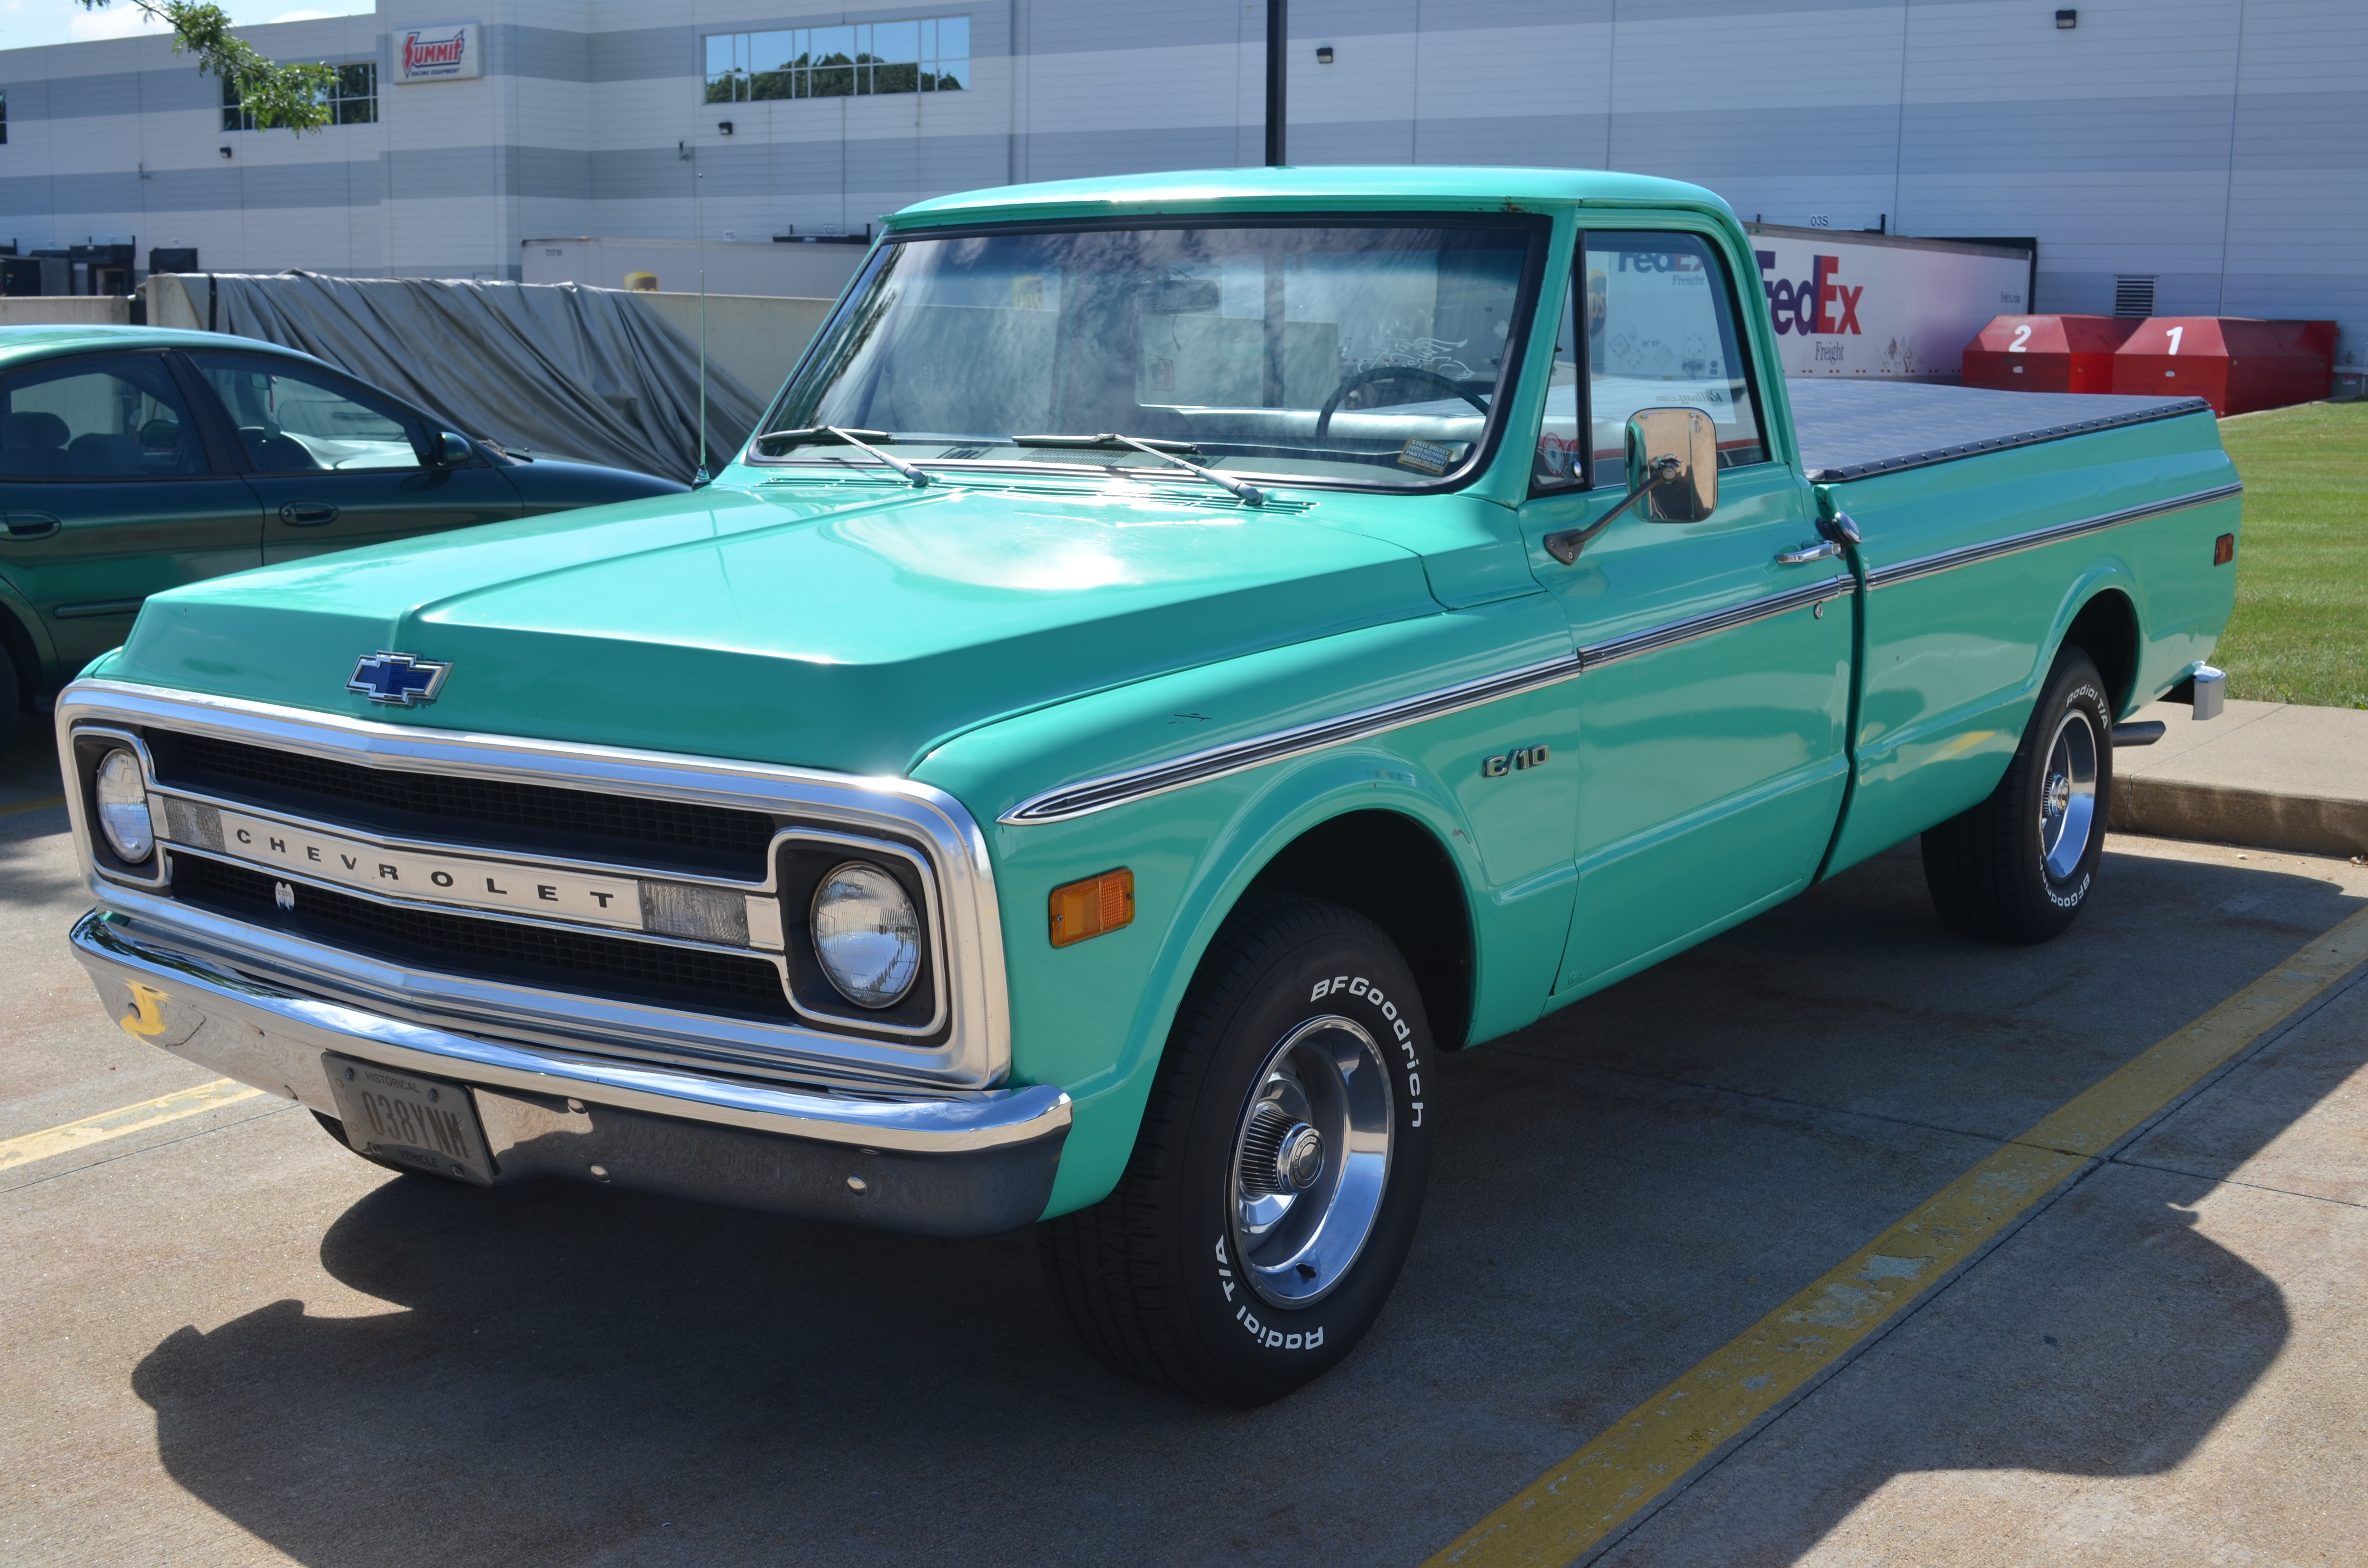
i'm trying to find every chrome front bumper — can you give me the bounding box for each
[71,910,1071,1238]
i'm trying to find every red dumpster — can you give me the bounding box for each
[2111,318,2337,414]
[1963,315,2136,393]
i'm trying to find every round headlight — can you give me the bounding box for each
[810,861,922,1009]
[94,747,154,864]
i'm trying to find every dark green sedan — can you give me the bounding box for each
[0,325,687,748]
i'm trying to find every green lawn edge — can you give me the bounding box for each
[2213,400,2368,710]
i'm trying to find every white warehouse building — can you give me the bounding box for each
[0,0,2362,359]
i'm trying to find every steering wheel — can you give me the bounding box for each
[1314,367,1491,439]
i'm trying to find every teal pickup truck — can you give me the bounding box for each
[62,169,2239,1405]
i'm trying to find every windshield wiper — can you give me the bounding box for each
[751,426,929,488]
[1015,433,1264,506]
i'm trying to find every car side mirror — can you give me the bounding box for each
[1626,406,1717,523]
[1540,405,1721,564]
[432,431,472,466]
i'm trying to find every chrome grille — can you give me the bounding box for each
[173,853,797,1020]
[150,729,778,879]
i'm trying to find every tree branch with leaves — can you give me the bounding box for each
[81,0,336,133]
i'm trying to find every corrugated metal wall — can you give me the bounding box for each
[1,0,2361,365]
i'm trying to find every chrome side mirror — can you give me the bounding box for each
[1541,406,1720,564]
[433,431,472,466]
[1627,407,1717,523]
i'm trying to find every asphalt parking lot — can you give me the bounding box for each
[5,711,2365,1568]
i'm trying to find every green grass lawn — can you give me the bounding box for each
[2213,399,2368,709]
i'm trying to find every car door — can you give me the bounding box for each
[1517,229,1854,994]
[0,350,262,674]
[182,350,521,564]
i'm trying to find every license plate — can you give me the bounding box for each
[324,1054,494,1184]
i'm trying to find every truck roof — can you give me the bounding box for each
[889,165,1732,226]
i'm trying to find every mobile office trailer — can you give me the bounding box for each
[1743,223,2035,383]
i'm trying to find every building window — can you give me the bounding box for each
[222,62,378,132]
[705,17,969,104]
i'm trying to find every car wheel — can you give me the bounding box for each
[1040,897,1436,1405]
[1923,646,2113,943]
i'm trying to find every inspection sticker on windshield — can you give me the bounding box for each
[1396,438,1458,474]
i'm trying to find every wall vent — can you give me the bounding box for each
[2113,276,2157,318]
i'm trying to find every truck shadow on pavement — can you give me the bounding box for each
[128,843,2363,1567]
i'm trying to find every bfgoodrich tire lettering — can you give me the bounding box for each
[1040,898,1436,1405]
[1922,646,2114,944]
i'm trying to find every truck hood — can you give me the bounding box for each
[112,480,1440,775]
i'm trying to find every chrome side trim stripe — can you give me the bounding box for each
[1577,575,1851,670]
[1001,654,1585,824]
[1002,573,1854,825]
[1867,482,2242,590]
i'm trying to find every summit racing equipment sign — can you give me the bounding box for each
[1747,226,2030,382]
[396,23,482,83]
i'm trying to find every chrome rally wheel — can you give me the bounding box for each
[1230,1015,1393,1310]
[2038,705,2100,892]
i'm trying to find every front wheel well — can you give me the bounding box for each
[1239,809,1473,1048]
[2062,588,2139,714]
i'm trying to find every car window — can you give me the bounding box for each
[190,355,422,473]
[0,355,207,478]
[1582,232,1767,475]
[1530,273,1585,491]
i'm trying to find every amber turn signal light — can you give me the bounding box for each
[2213,533,2235,566]
[1050,868,1134,947]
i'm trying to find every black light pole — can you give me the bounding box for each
[1265,0,1287,166]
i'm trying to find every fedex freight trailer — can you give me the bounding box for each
[1743,224,2034,383]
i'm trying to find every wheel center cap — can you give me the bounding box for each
[1280,1124,1325,1191]
[2046,774,2070,817]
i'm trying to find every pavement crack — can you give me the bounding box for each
[2105,1154,2368,1210]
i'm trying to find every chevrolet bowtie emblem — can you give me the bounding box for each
[347,651,453,707]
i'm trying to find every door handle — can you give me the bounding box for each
[1775,539,1843,565]
[279,501,340,527]
[5,513,61,540]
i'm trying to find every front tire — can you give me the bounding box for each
[1923,647,2113,943]
[1040,898,1437,1405]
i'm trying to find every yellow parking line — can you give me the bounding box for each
[0,1078,268,1174]
[1426,901,2368,1568]
[0,793,67,818]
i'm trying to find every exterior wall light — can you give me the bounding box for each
[717,120,734,135]
[1315,46,1334,63]
[219,146,233,159]
[2056,9,2077,26]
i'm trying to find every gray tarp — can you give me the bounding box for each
[199,272,764,480]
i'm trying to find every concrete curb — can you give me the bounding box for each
[2111,777,2368,860]
[2112,697,2368,861]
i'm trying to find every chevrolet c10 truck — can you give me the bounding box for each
[62,168,2239,1406]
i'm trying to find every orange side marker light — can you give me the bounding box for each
[1049,868,1134,948]
[2213,533,2235,566]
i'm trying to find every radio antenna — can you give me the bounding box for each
[694,168,709,486]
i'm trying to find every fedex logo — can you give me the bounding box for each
[1755,250,1863,337]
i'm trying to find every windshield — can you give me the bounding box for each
[752,219,1542,490]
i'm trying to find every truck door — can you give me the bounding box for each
[0,351,261,675]
[184,351,520,564]
[1517,230,1855,994]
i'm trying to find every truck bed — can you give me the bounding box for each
[1787,379,2213,483]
